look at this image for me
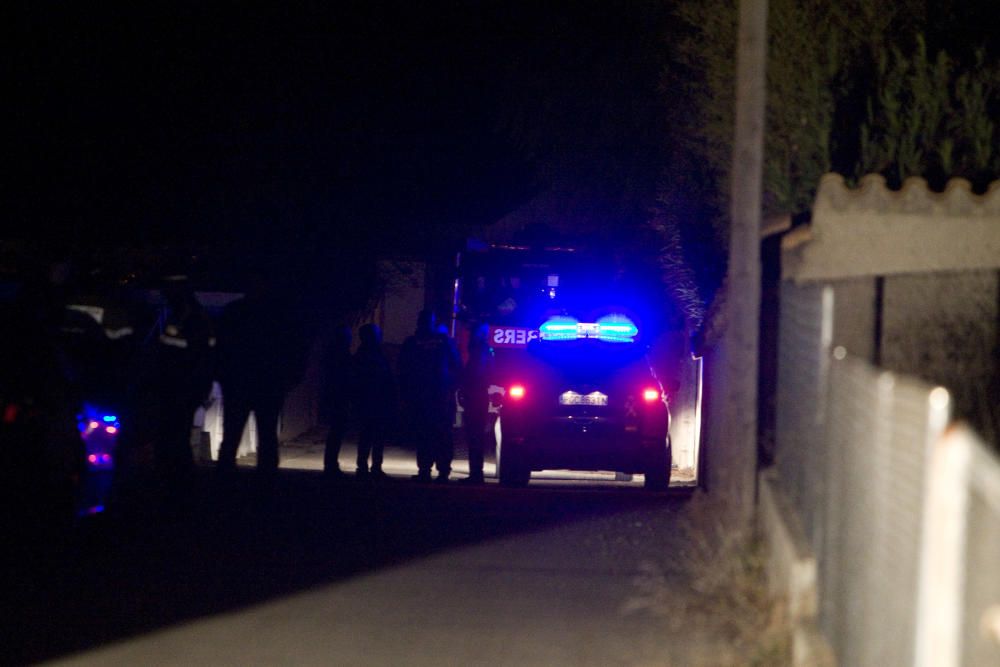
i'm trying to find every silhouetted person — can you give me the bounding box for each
[322,326,352,478]
[458,322,495,485]
[1,265,82,524]
[352,323,395,479]
[215,281,305,480]
[152,275,215,485]
[398,310,461,483]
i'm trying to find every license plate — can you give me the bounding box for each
[559,391,608,406]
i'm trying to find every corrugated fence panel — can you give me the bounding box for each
[823,355,944,666]
[823,355,884,666]
[875,375,936,666]
[777,283,831,547]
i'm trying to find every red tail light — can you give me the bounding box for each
[508,384,526,400]
[642,388,660,402]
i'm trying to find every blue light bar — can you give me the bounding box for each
[102,415,117,423]
[538,315,638,342]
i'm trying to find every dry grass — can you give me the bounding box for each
[623,492,791,666]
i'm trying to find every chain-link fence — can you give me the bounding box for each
[776,283,832,550]
[775,281,1000,666]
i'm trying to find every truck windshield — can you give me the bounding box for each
[458,245,660,327]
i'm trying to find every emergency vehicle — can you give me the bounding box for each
[451,239,700,488]
[1,294,129,524]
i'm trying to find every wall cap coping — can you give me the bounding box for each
[783,173,1000,283]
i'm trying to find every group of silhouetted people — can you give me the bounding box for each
[2,260,311,510]
[7,256,499,510]
[139,273,308,491]
[158,292,494,488]
[323,309,496,485]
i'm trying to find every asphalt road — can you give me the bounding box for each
[6,467,735,666]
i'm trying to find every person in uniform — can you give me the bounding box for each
[351,323,395,479]
[397,310,461,483]
[321,326,352,478]
[458,322,495,485]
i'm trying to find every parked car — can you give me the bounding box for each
[1,296,127,529]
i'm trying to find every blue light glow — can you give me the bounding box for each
[539,314,638,342]
[539,316,580,340]
[597,334,634,343]
[596,315,638,342]
[78,404,120,440]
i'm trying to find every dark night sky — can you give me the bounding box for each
[5,2,664,266]
[6,5,486,243]
[7,2,994,271]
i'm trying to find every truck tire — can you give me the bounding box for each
[643,437,672,491]
[498,438,531,487]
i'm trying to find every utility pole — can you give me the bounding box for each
[721,0,768,522]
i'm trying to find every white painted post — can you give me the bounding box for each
[915,389,965,667]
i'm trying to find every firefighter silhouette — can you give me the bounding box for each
[458,322,495,484]
[322,326,352,478]
[397,310,461,483]
[351,323,396,478]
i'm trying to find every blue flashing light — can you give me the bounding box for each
[539,316,580,340]
[596,315,638,342]
[539,314,639,343]
[598,323,635,334]
[102,415,117,423]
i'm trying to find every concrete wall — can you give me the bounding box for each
[375,259,427,346]
[810,269,1000,440]
[882,270,998,391]
[276,259,429,441]
[697,339,726,496]
[783,174,1000,282]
